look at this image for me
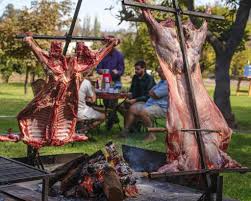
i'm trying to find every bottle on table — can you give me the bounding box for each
[96,79,99,89]
[114,81,122,93]
[102,69,112,91]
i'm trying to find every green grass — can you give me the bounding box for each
[0,82,251,201]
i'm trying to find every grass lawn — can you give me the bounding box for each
[0,82,250,201]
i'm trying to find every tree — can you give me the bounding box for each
[120,23,158,76]
[0,4,23,83]
[93,16,101,36]
[0,0,72,93]
[187,0,251,127]
[82,15,91,36]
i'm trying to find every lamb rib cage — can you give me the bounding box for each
[0,37,118,148]
[0,0,118,148]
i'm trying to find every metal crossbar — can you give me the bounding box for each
[15,0,105,55]
[123,0,224,20]
[63,0,83,55]
[16,35,105,41]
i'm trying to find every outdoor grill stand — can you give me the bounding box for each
[0,156,52,201]
[122,144,251,201]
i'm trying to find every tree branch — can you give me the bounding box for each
[206,31,224,55]
[226,0,251,53]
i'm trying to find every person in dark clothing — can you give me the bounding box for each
[96,47,125,130]
[96,48,125,84]
[127,60,156,105]
[121,60,155,128]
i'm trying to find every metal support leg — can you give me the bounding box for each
[36,151,45,170]
[198,191,213,201]
[27,146,44,170]
[42,176,49,201]
[216,176,223,201]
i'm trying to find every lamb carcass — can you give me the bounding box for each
[0,36,118,149]
[137,0,241,171]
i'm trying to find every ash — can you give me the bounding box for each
[37,178,236,201]
[126,178,202,201]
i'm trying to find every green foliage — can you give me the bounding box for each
[0,56,22,83]
[120,24,158,76]
[0,0,72,82]
[202,5,251,76]
[91,16,102,50]
[200,42,216,76]
[230,48,251,76]
[118,1,251,77]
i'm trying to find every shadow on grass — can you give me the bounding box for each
[233,105,251,130]
[0,92,15,96]
[228,135,251,167]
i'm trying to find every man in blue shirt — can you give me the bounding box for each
[97,47,125,83]
[120,67,168,142]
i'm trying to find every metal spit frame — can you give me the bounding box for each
[15,0,107,170]
[121,1,251,201]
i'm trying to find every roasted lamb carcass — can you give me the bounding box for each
[0,36,119,149]
[136,0,241,171]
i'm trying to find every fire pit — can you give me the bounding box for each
[46,143,243,201]
[0,144,246,201]
[46,178,236,201]
[48,142,138,201]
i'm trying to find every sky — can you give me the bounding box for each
[0,0,217,31]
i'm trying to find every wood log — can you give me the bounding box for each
[61,165,83,194]
[49,155,88,187]
[103,166,124,201]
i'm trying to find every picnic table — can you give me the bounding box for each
[95,89,131,100]
[95,89,131,130]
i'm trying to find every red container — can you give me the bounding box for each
[102,69,112,90]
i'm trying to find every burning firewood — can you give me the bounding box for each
[103,166,124,201]
[49,142,139,200]
[105,142,138,198]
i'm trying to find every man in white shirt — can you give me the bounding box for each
[78,79,105,129]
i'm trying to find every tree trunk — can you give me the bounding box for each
[207,0,251,128]
[213,54,237,128]
[3,75,10,83]
[24,66,30,95]
[31,71,36,83]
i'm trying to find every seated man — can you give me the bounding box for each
[78,78,105,130]
[121,60,155,128]
[120,66,168,142]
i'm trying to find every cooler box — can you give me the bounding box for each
[244,65,251,77]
